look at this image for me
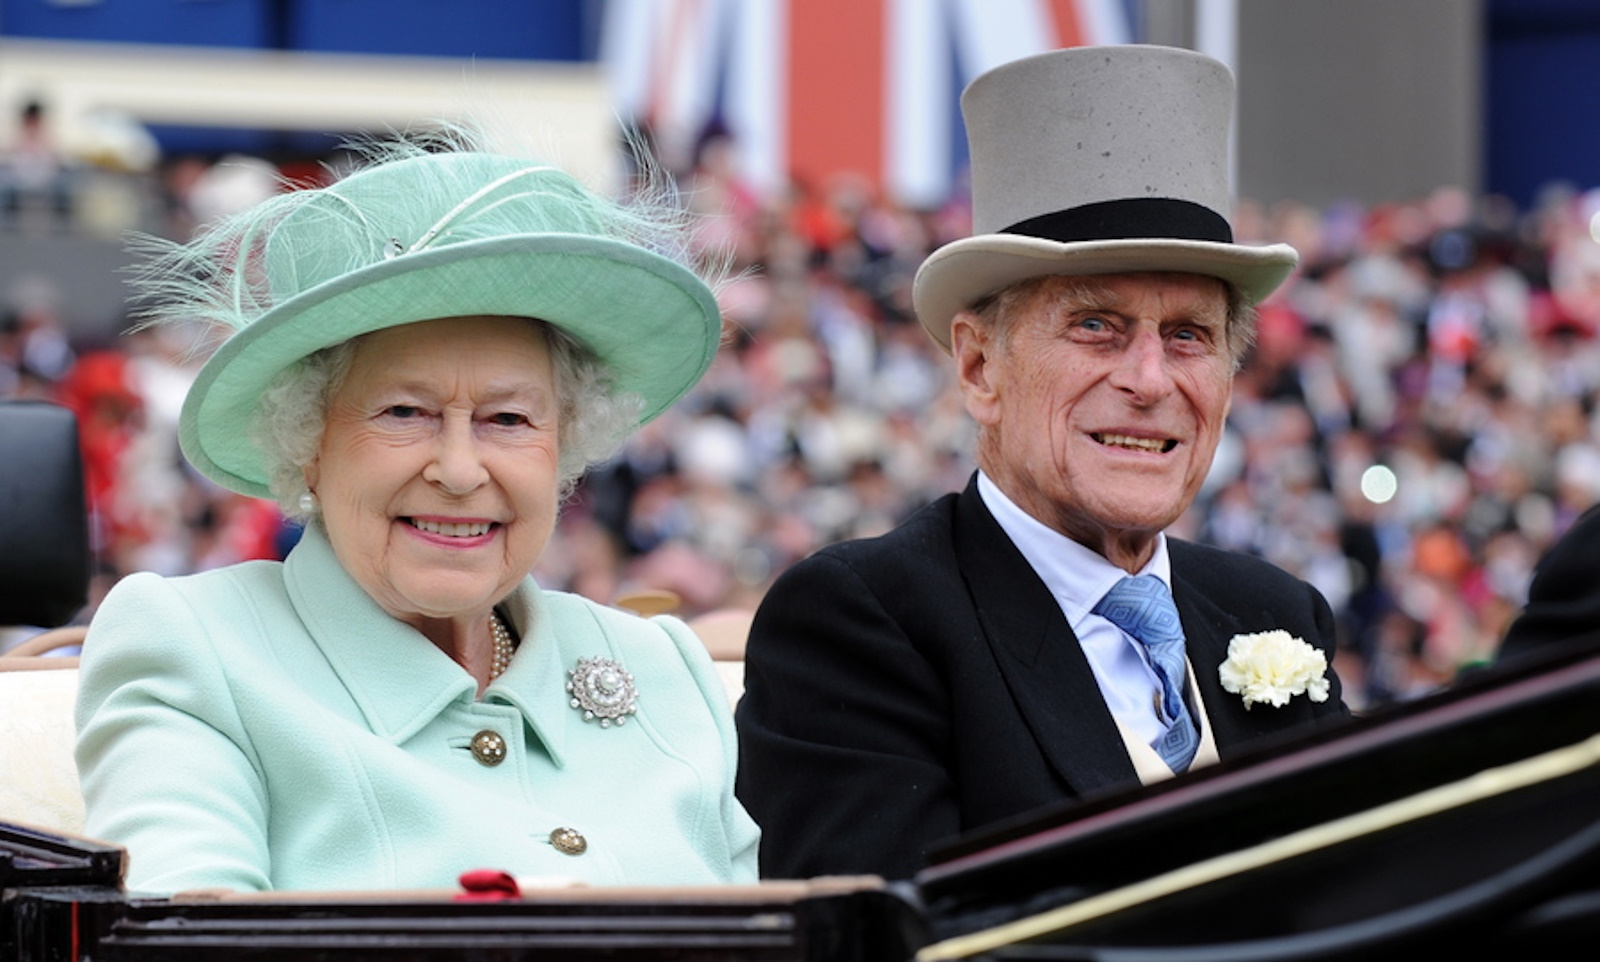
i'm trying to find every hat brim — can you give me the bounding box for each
[912,235,1299,351]
[180,233,721,499]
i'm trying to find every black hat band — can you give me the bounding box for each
[1002,197,1234,245]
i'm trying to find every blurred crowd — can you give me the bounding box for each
[6,109,1600,713]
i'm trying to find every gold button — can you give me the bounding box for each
[470,730,507,767]
[549,827,587,856]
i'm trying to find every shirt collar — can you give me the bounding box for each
[976,470,1173,625]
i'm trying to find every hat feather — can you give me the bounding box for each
[125,123,722,355]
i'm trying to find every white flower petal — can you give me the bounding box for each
[1218,630,1329,710]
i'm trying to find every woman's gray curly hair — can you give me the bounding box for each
[253,318,640,522]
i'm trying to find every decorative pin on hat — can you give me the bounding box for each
[912,44,1299,352]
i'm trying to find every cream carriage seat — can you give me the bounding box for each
[0,400,92,836]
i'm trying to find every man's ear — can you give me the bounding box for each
[952,311,1000,426]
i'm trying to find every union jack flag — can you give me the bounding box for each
[601,0,1139,209]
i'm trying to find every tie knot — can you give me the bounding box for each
[1094,575,1183,649]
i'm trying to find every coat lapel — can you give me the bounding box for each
[953,480,1138,796]
[283,524,477,744]
[1169,560,1256,750]
[482,586,573,769]
[284,524,578,766]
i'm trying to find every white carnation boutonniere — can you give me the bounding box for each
[1219,630,1331,710]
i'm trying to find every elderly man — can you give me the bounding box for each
[735,44,1350,882]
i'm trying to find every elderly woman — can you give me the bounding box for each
[73,129,759,894]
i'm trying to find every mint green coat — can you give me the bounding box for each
[75,524,759,894]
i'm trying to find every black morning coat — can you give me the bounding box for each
[735,473,1351,882]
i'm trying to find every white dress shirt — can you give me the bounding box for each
[977,471,1178,748]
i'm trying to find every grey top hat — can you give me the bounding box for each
[912,44,1298,351]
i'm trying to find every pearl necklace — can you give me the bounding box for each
[489,611,516,680]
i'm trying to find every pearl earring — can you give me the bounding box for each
[298,490,318,514]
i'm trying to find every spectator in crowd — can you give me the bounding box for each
[74,125,758,893]
[52,350,143,557]
[734,45,1351,881]
[1497,502,1600,663]
[0,99,75,231]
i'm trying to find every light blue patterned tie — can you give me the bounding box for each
[1093,575,1199,772]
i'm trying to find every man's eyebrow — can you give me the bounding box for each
[1047,280,1121,312]
[1186,300,1231,327]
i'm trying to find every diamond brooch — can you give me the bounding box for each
[566,656,638,728]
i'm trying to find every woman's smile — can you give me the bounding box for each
[308,316,562,630]
[403,516,498,540]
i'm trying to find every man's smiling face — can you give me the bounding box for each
[953,271,1236,571]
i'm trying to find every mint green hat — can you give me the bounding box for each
[134,137,723,500]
